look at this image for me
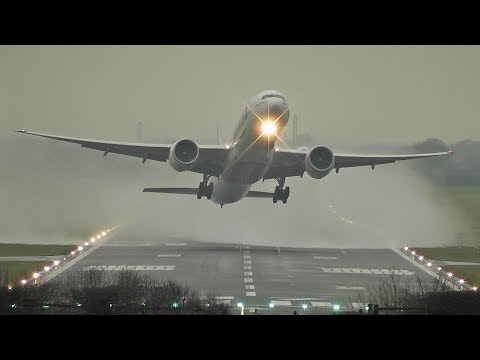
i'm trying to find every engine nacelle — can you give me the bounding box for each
[305,145,335,179]
[168,139,199,172]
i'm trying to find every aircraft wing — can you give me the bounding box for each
[15,130,228,177]
[263,148,452,180]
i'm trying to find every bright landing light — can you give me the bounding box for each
[261,121,277,135]
[102,231,106,236]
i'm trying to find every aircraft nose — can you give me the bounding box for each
[267,99,289,124]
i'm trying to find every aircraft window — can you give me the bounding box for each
[261,94,285,101]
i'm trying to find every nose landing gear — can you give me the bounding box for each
[197,174,214,200]
[272,177,289,204]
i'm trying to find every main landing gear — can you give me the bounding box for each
[273,177,289,204]
[197,174,214,200]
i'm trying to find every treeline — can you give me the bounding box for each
[413,138,480,185]
[0,269,231,315]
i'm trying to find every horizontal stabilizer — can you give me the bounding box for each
[143,188,274,198]
[143,188,198,195]
[245,191,273,198]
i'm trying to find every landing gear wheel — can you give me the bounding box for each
[206,183,214,200]
[273,186,281,203]
[197,182,204,199]
[282,186,290,204]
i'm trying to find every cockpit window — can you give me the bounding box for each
[261,94,285,101]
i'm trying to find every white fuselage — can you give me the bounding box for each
[210,90,289,205]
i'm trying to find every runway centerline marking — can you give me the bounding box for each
[243,255,251,259]
[246,292,256,297]
[157,254,182,257]
[245,285,255,290]
[244,271,253,276]
[244,277,253,283]
[244,260,251,264]
[244,265,252,270]
[313,256,338,260]
[165,243,187,246]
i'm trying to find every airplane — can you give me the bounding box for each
[16,90,452,208]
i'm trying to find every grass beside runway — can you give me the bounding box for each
[441,265,480,287]
[0,243,76,257]
[411,246,480,288]
[0,261,50,285]
[0,243,76,285]
[412,246,480,263]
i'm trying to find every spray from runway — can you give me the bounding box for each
[0,133,466,248]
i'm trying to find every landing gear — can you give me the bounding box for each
[197,174,214,200]
[272,178,290,204]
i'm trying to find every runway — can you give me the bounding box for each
[49,231,435,315]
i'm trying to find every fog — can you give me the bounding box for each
[0,132,466,248]
[1,45,476,248]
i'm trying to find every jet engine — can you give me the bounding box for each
[168,139,199,172]
[305,145,335,179]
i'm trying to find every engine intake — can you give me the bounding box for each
[305,145,335,179]
[168,139,199,172]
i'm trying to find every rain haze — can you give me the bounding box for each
[0,45,477,248]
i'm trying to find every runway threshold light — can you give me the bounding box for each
[459,279,465,284]
[71,251,75,255]
[419,256,424,261]
[473,287,477,291]
[97,235,101,239]
[54,260,60,266]
[448,272,453,278]
[268,303,275,309]
[301,303,308,310]
[437,266,442,271]
[404,247,409,251]
[78,246,83,251]
[427,262,432,267]
[84,242,89,246]
[20,279,27,285]
[102,231,106,236]
[237,302,244,308]
[332,304,340,311]
[411,251,416,255]
[33,272,40,279]
[44,266,50,272]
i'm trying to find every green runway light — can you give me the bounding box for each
[77,303,82,307]
[109,304,113,308]
[172,302,179,308]
[301,303,308,310]
[332,304,340,311]
[268,303,275,309]
[42,305,50,309]
[10,304,16,309]
[205,303,210,308]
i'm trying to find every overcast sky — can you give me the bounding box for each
[1,45,479,145]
